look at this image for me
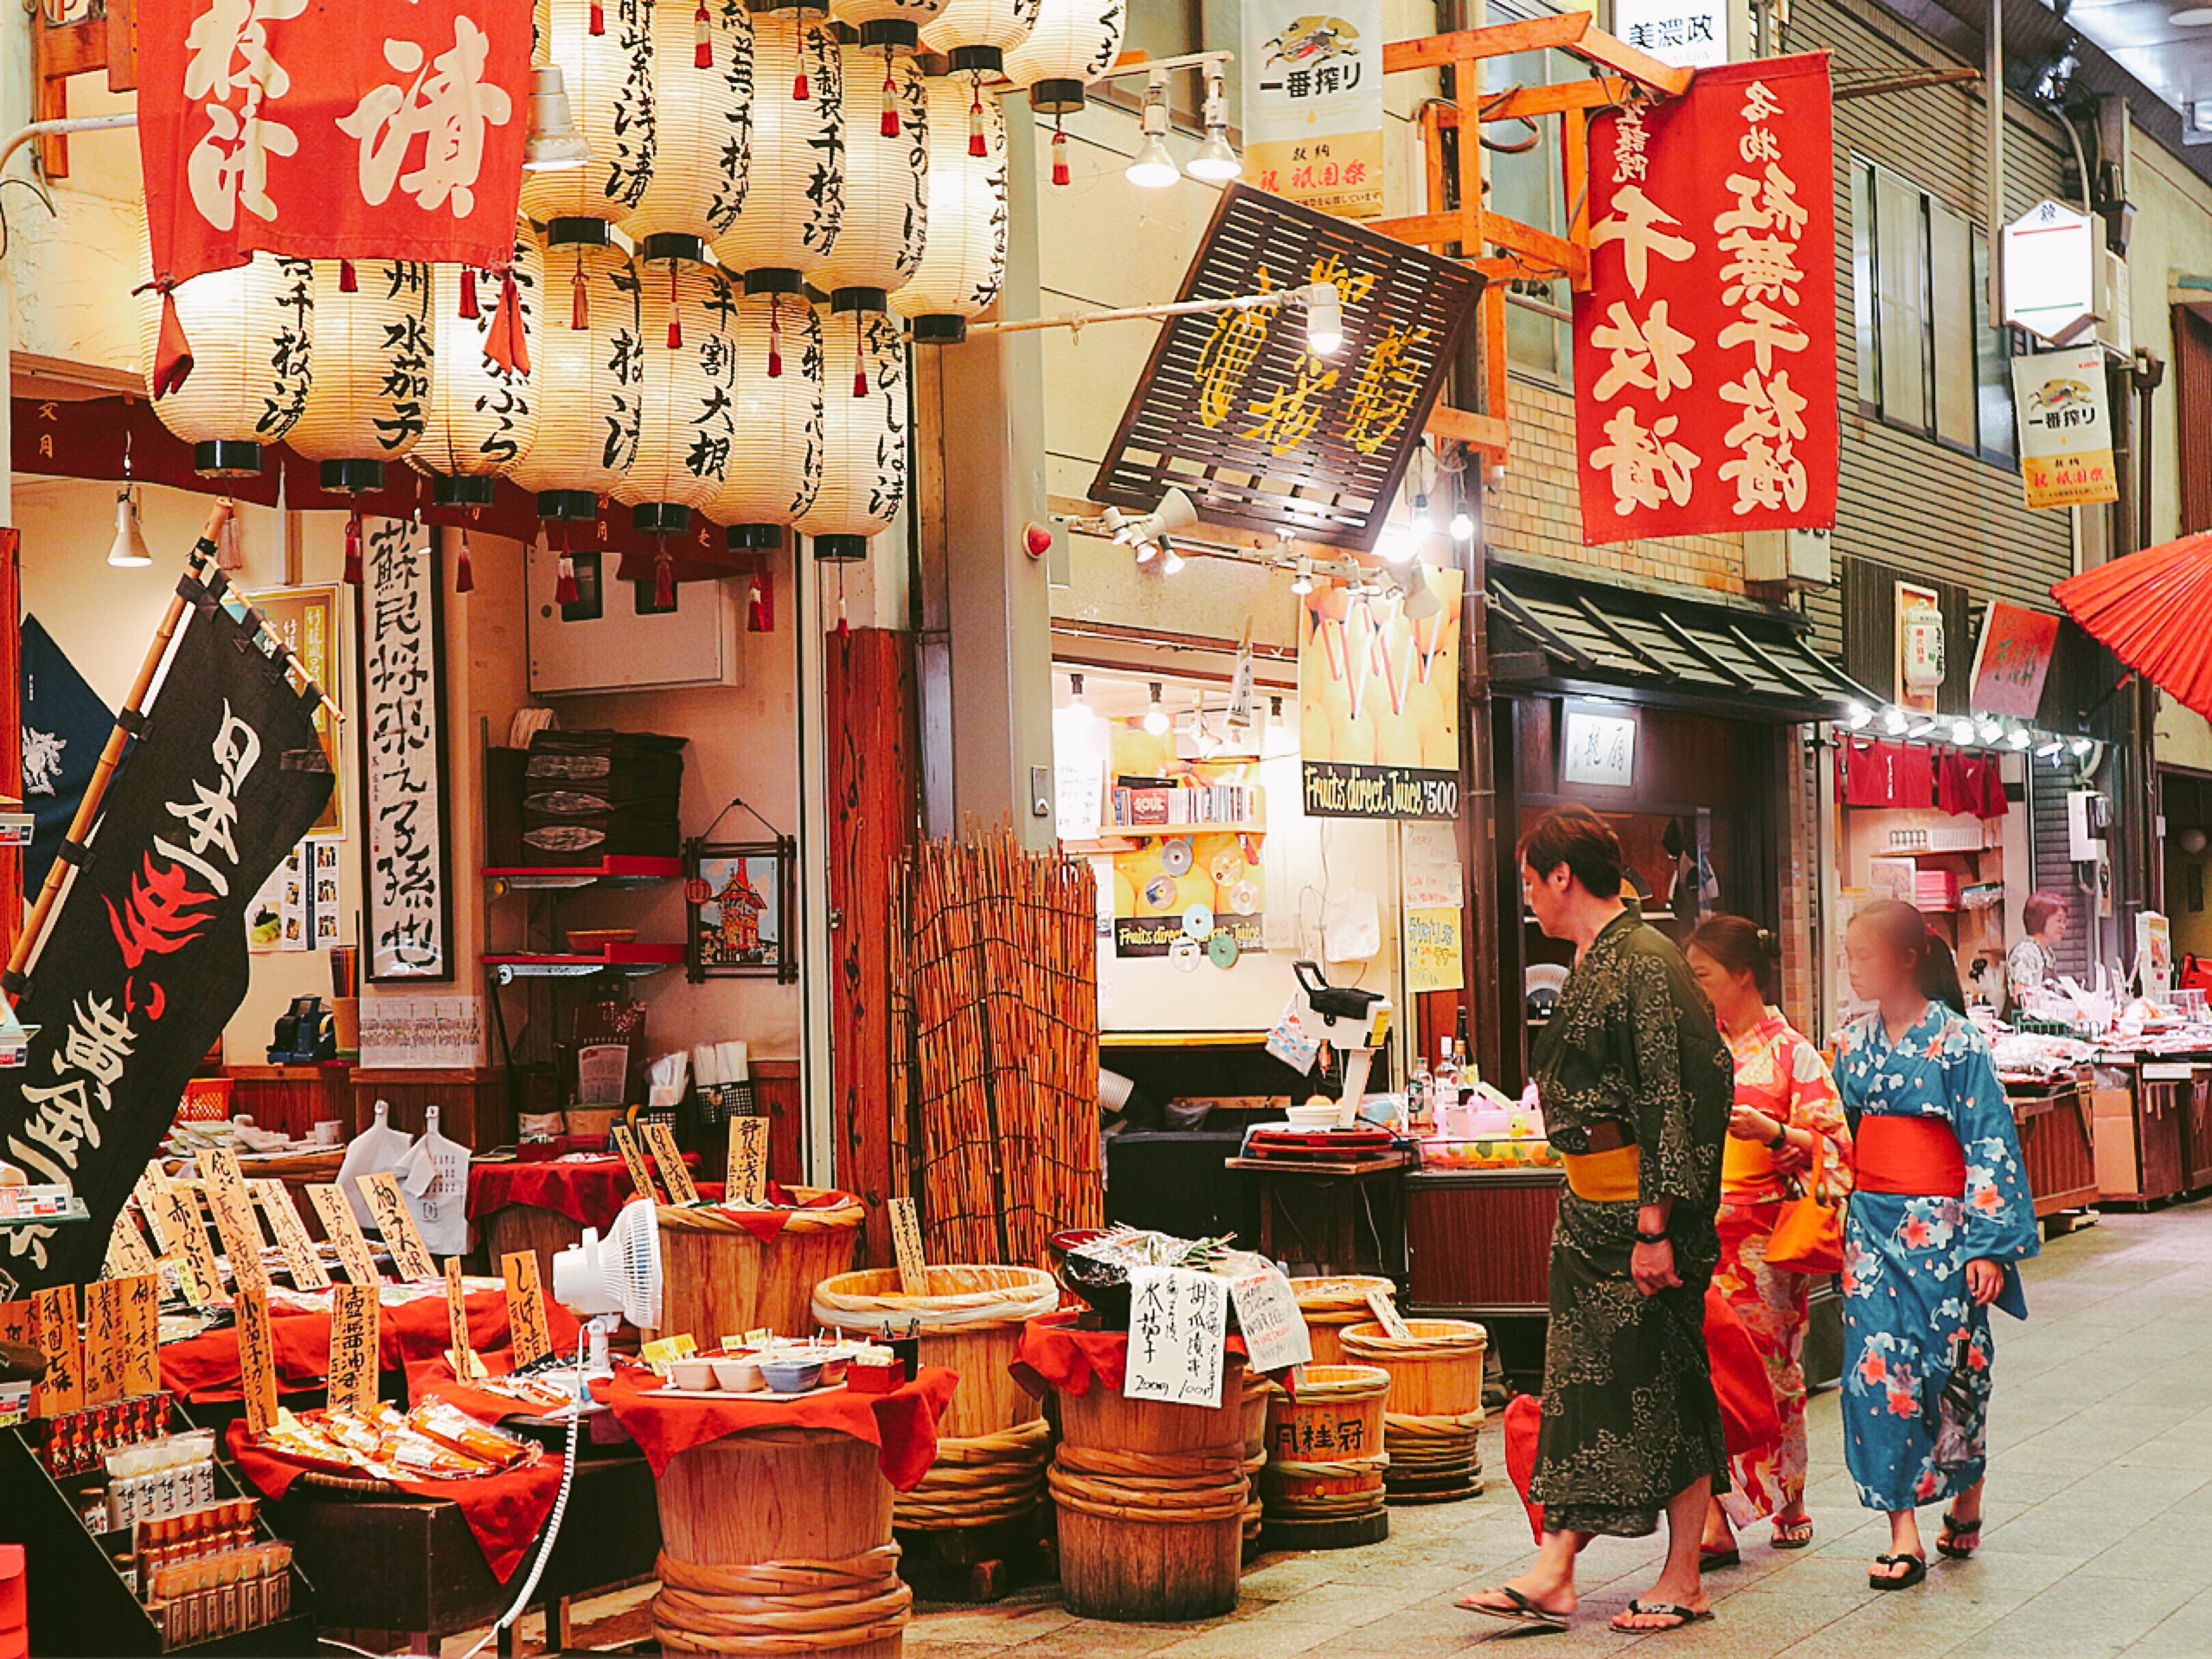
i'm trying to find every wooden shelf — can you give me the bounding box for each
[484,943,683,983]
[484,855,681,891]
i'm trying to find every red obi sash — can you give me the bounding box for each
[1854,1117,1965,1196]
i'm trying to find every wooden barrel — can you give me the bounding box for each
[1338,1320,1488,1504]
[652,1426,907,1656]
[1260,1365,1390,1547]
[1238,1368,1270,1552]
[1048,1359,1247,1621]
[656,1190,865,1342]
[1289,1277,1395,1366]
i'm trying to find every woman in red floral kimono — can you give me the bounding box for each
[1685,916,1850,1560]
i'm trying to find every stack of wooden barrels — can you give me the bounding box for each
[1289,1276,1398,1364]
[1238,1369,1271,1554]
[1257,1365,1392,1548]
[1339,1319,1488,1504]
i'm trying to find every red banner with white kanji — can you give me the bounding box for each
[138,0,533,291]
[1574,54,1837,544]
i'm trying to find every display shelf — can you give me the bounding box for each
[1103,820,1266,837]
[484,943,683,983]
[482,855,682,892]
[0,1197,90,1227]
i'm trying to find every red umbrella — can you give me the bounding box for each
[2052,531,2212,721]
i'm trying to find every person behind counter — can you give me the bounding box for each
[1836,900,2038,1592]
[1683,916,1851,1563]
[1459,804,1734,1636]
[2004,892,2069,1015]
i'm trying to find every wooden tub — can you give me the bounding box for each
[656,1189,865,1342]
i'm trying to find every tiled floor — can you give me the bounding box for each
[900,1204,2212,1658]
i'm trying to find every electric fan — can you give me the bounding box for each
[551,1197,663,1377]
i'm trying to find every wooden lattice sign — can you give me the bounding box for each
[1087,183,1484,552]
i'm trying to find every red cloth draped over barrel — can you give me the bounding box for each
[468,1156,721,1233]
[593,1365,958,1489]
[406,1350,579,1421]
[1012,1310,1275,1398]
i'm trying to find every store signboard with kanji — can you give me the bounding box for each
[1613,0,1730,68]
[2011,344,2119,509]
[1968,601,2061,719]
[1243,0,1385,219]
[1574,54,1837,545]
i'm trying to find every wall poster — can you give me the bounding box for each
[357,521,454,982]
[1242,0,1385,220]
[1298,569,1464,818]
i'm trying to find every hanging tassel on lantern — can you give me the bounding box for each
[343,507,364,586]
[589,0,605,32]
[666,262,683,349]
[554,525,580,604]
[1052,120,1070,187]
[458,268,480,319]
[968,81,985,157]
[694,1,712,67]
[881,51,901,138]
[571,254,588,330]
[338,259,359,294]
[484,267,530,375]
[456,528,476,594]
[654,546,676,609]
[794,58,810,100]
[834,566,850,639]
[852,311,868,398]
[766,293,783,379]
[747,573,771,632]
[217,501,245,571]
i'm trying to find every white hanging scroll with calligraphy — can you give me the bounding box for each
[358,520,454,982]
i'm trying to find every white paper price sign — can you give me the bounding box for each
[1124,1267,1230,1408]
[1228,1270,1312,1373]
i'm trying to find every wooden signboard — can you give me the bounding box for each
[610,1125,657,1204]
[119,1271,161,1397]
[32,1284,83,1415]
[444,1257,487,1379]
[81,1277,127,1406]
[888,1197,928,1297]
[1363,1284,1413,1340]
[362,1172,438,1282]
[251,1179,331,1291]
[644,1121,699,1206]
[235,1282,279,1437]
[308,1183,384,1287]
[104,1209,160,1280]
[326,1282,380,1414]
[725,1119,768,1206]
[133,1167,183,1255]
[202,1150,270,1293]
[151,1179,223,1307]
[502,1251,555,1368]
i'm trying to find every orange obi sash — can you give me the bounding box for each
[1722,1136,1779,1192]
[1854,1117,1965,1196]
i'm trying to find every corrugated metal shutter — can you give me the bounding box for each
[2177,305,2212,535]
[2029,764,2093,983]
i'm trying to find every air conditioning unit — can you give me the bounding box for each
[1743,525,1831,590]
[524,542,748,697]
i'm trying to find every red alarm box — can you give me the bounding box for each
[0,1542,26,1659]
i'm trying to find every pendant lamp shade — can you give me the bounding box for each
[829,0,948,50]
[616,257,740,533]
[414,231,543,506]
[509,222,644,519]
[708,12,843,279]
[1003,0,1124,111]
[137,241,313,477]
[705,282,823,543]
[619,0,752,246]
[811,45,927,306]
[891,74,1007,342]
[288,260,433,493]
[919,0,1040,73]
[798,304,905,561]
[518,0,657,225]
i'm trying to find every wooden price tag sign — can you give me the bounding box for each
[308,1183,384,1287]
[119,1272,161,1397]
[104,1209,160,1281]
[235,1282,279,1437]
[643,1121,699,1206]
[888,1197,929,1297]
[444,1258,488,1380]
[362,1172,438,1282]
[82,1277,127,1406]
[250,1180,331,1292]
[202,1150,271,1293]
[1363,1285,1414,1341]
[502,1252,555,1368]
[610,1125,658,1204]
[725,1119,769,1206]
[327,1282,381,1414]
[133,1167,183,1255]
[32,1284,83,1415]
[152,1179,224,1307]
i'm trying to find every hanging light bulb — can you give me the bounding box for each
[1448,506,1474,542]
[1161,540,1186,574]
[1882,707,1910,735]
[1067,671,1088,714]
[1289,558,1314,595]
[1142,681,1170,736]
[1409,492,1435,536]
[1844,701,1873,730]
[1185,68,1241,182]
[2007,726,2033,750]
[1303,281,1343,356]
[522,64,594,171]
[1125,73,1177,188]
[1377,530,1413,566]
[107,486,153,568]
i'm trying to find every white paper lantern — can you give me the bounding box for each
[509,221,644,520]
[708,12,843,279]
[619,0,751,247]
[830,0,948,51]
[705,279,822,547]
[519,0,657,224]
[415,230,543,506]
[798,304,905,561]
[891,74,1007,342]
[617,256,740,532]
[287,260,432,493]
[920,0,1040,73]
[1003,0,1124,112]
[137,246,313,477]
[811,45,926,306]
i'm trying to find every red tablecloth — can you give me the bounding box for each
[160,1290,580,1401]
[1012,1310,1261,1398]
[466,1156,719,1232]
[593,1364,956,1489]
[225,1418,560,1583]
[406,1350,578,1421]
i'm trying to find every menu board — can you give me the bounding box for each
[235,1283,279,1436]
[308,1183,384,1286]
[33,1284,84,1414]
[362,1171,438,1282]
[725,1120,768,1206]
[119,1271,161,1397]
[251,1179,331,1291]
[202,1150,270,1293]
[1123,1267,1228,1408]
[502,1251,555,1368]
[643,1122,698,1206]
[609,1125,657,1204]
[326,1282,380,1413]
[151,1179,224,1307]
[82,1277,127,1406]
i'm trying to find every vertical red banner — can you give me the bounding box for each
[1574,54,1837,545]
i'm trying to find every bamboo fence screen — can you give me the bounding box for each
[889,826,1103,1265]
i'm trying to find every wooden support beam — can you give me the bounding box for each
[1423,76,1636,121]
[1425,404,1510,459]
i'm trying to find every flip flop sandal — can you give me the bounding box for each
[1611,1601,1714,1632]
[1698,1546,1742,1569]
[1771,1519,1815,1550]
[1458,1586,1570,1632]
[1938,1513,1982,1560]
[1870,1553,1927,1591]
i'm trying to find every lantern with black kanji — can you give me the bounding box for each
[830,0,947,51]
[890,74,1007,343]
[509,221,643,522]
[136,245,314,477]
[1004,0,1124,184]
[704,277,822,549]
[616,253,739,538]
[919,0,1040,74]
[519,0,657,225]
[798,302,904,561]
[619,0,751,247]
[708,11,843,281]
[414,230,543,507]
[812,44,926,309]
[287,260,433,493]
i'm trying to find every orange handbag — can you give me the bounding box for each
[1764,1131,1848,1276]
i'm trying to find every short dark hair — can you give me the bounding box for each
[2023,891,2068,934]
[1688,914,1780,1000]
[1520,804,1625,899]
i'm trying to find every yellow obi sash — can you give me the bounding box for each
[1722,1136,1779,1192]
[1561,1143,1640,1201]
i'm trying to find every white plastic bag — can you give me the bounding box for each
[396,1105,471,1258]
[337,1099,414,1227]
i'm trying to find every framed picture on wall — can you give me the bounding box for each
[245,584,343,836]
[684,837,797,983]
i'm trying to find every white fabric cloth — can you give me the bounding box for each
[337,1099,414,1227]
[395,1105,471,1258]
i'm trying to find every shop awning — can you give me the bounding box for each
[1487,565,1877,722]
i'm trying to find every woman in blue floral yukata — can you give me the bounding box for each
[1834,899,2037,1592]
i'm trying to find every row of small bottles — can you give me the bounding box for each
[1407,1008,1477,1135]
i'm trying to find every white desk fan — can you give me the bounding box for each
[552,1197,663,1380]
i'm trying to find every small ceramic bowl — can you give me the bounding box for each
[712,1355,765,1393]
[758,1357,824,1394]
[812,1350,850,1387]
[670,1357,717,1392]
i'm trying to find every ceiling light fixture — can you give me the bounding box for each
[523,65,593,171]
[1302,282,1344,357]
[1951,718,1976,745]
[1067,672,1088,714]
[1143,682,1170,735]
[1161,541,1186,574]
[1289,558,1315,595]
[2007,726,2032,749]
[1125,71,1179,188]
[1844,701,1873,730]
[2036,738,2064,758]
[107,485,152,568]
[1882,707,1910,734]
[1185,70,1242,182]
[1907,718,1939,739]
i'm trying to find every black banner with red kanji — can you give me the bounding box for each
[0,574,333,1291]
